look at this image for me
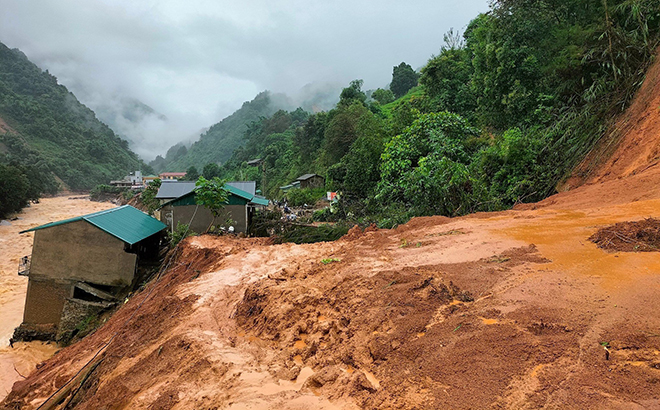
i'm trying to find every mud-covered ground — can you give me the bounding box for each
[6,35,660,410]
[3,184,660,409]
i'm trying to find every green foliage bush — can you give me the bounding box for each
[0,163,31,218]
[195,176,229,232]
[286,187,326,207]
[140,179,161,215]
[390,62,420,98]
[180,0,660,230]
[371,88,395,105]
[168,223,196,247]
[276,223,350,244]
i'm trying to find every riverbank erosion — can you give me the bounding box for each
[0,197,115,400]
[3,177,660,408]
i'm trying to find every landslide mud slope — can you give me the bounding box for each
[3,187,660,409]
[566,47,660,190]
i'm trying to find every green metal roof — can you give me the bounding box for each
[160,184,269,208]
[20,205,166,245]
[224,184,255,200]
[251,196,269,206]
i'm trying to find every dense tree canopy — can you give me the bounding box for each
[5,0,660,225]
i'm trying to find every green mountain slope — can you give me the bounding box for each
[164,91,287,171]
[0,41,145,191]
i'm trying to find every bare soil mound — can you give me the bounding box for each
[590,218,660,252]
[0,115,15,134]
[234,246,553,409]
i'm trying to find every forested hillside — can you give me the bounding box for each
[208,0,660,226]
[159,91,291,171]
[0,41,147,217]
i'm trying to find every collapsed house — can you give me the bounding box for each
[14,205,167,342]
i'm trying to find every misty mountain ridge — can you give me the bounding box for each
[0,41,146,191]
[153,83,341,172]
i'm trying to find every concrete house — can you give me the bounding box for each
[159,183,268,234]
[15,206,167,341]
[159,172,187,180]
[155,181,260,204]
[110,170,143,188]
[296,174,325,189]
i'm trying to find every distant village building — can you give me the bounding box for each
[109,171,143,188]
[159,172,187,181]
[142,175,159,186]
[14,206,166,342]
[158,182,268,234]
[296,174,325,189]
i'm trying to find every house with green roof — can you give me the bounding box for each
[158,183,269,235]
[14,205,166,341]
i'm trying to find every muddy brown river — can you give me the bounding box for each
[0,196,114,399]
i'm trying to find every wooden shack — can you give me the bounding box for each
[15,206,166,341]
[296,173,325,189]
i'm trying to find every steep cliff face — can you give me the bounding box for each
[567,49,660,187]
[591,52,660,183]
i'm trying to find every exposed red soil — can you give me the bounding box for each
[6,51,660,409]
[4,188,660,409]
[589,218,660,252]
[0,115,15,135]
[234,245,549,409]
[564,47,660,189]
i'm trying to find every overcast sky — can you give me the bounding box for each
[0,0,489,160]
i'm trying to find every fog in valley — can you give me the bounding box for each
[0,0,488,159]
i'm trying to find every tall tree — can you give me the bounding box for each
[339,80,367,106]
[202,163,221,179]
[390,62,420,98]
[195,176,229,232]
[185,166,200,181]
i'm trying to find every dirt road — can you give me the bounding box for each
[0,197,114,400]
[3,185,660,409]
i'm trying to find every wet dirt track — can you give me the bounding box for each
[2,189,660,409]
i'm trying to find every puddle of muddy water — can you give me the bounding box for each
[492,200,660,290]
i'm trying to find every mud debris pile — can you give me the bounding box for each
[590,218,660,252]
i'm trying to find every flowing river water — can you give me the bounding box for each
[0,196,114,400]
